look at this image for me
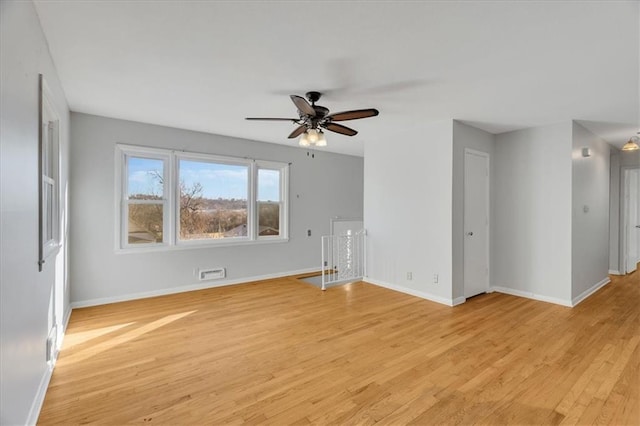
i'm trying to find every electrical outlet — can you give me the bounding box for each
[433,274,439,284]
[407,272,413,280]
[307,229,312,237]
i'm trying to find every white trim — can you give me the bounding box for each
[255,163,289,241]
[608,269,622,275]
[176,151,254,167]
[490,286,572,307]
[40,79,62,264]
[63,305,72,327]
[116,144,290,251]
[363,277,457,306]
[26,365,52,426]
[115,235,289,254]
[26,305,73,426]
[70,267,318,308]
[175,153,252,243]
[452,296,466,306]
[571,277,611,307]
[621,166,640,274]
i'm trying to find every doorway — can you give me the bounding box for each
[464,149,490,298]
[622,168,640,274]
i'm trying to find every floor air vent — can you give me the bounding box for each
[199,268,226,281]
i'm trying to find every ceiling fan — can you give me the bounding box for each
[246,91,379,147]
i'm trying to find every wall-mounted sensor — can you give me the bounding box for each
[581,147,591,157]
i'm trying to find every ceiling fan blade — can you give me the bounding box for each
[323,122,358,136]
[245,117,299,122]
[290,95,316,117]
[326,108,379,122]
[288,125,307,139]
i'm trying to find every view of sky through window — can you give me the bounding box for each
[127,157,163,197]
[128,157,281,201]
[258,169,280,202]
[180,160,248,199]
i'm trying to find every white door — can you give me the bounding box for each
[464,150,490,298]
[625,169,639,274]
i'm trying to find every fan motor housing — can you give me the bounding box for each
[313,105,329,118]
[306,91,322,103]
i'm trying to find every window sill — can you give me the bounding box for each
[116,237,289,254]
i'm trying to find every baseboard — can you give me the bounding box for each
[571,277,611,307]
[57,306,73,357]
[363,277,456,306]
[451,296,466,306]
[26,363,53,426]
[608,270,621,275]
[490,286,573,307]
[63,306,72,330]
[70,267,319,308]
[26,307,73,425]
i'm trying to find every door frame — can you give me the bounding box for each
[463,148,491,298]
[621,166,640,274]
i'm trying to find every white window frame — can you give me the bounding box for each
[39,75,61,270]
[175,152,253,247]
[115,144,289,252]
[116,145,173,250]
[255,161,289,241]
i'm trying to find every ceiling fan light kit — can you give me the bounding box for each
[299,129,327,147]
[246,91,379,147]
[621,133,639,151]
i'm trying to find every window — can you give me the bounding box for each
[116,145,288,251]
[257,168,283,238]
[178,158,249,242]
[124,155,169,246]
[39,75,61,269]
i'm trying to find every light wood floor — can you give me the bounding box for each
[39,271,639,425]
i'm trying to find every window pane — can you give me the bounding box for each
[42,122,51,177]
[128,157,164,199]
[44,180,54,242]
[258,169,280,202]
[128,203,163,244]
[179,160,248,240]
[258,202,280,236]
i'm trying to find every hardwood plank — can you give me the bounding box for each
[38,271,639,424]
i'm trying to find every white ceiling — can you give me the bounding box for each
[34,1,639,157]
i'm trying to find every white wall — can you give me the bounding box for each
[0,1,71,424]
[452,121,495,301]
[493,122,573,304]
[571,122,610,300]
[70,113,363,305]
[363,120,454,305]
